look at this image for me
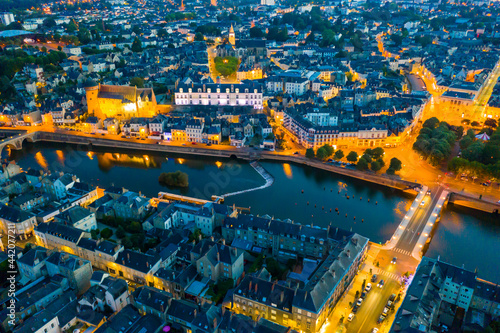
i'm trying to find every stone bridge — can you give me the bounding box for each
[0,131,38,155]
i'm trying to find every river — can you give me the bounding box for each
[6,143,500,282]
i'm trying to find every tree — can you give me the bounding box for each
[250,27,265,38]
[371,147,384,159]
[91,229,100,240]
[158,171,189,187]
[377,158,385,168]
[101,228,113,239]
[121,237,133,248]
[305,148,315,159]
[321,144,334,157]
[129,77,145,88]
[316,147,328,161]
[460,136,473,149]
[371,160,382,171]
[461,119,471,126]
[389,158,402,171]
[386,168,395,175]
[194,32,204,41]
[361,153,372,163]
[131,37,142,52]
[356,157,369,170]
[116,226,126,239]
[346,151,358,162]
[334,149,344,160]
[484,118,497,128]
[127,221,143,233]
[471,121,480,127]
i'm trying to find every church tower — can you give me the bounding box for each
[228,24,235,46]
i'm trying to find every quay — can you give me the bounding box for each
[0,129,422,194]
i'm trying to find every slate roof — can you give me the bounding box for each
[0,205,34,223]
[55,206,93,225]
[166,299,198,323]
[17,246,48,266]
[46,251,90,271]
[12,309,57,333]
[101,276,128,299]
[116,249,160,274]
[36,222,86,244]
[132,286,171,312]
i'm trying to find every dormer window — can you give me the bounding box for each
[188,88,192,93]
[179,88,183,93]
[216,88,220,93]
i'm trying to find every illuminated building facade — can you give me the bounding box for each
[85,81,157,120]
[175,82,263,109]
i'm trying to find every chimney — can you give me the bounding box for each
[346,249,350,257]
[254,283,258,294]
[271,281,276,292]
[280,291,284,303]
[122,259,125,265]
[249,281,252,292]
[127,252,130,260]
[168,298,172,307]
[199,234,202,241]
[222,239,225,245]
[213,317,217,329]
[232,247,237,256]
[160,303,164,312]
[217,251,220,262]
[193,309,197,318]
[222,307,226,316]
[304,291,308,301]
[146,261,149,268]
[210,236,214,241]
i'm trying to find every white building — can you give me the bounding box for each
[175,83,263,109]
[0,12,14,26]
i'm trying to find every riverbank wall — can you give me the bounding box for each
[448,192,500,214]
[0,129,421,194]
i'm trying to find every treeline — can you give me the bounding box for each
[165,12,196,22]
[448,125,500,180]
[413,117,462,166]
[305,145,402,175]
[0,49,67,78]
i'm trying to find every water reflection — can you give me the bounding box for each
[34,151,48,170]
[283,163,293,179]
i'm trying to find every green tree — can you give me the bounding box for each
[389,157,402,171]
[460,136,473,150]
[101,228,113,239]
[250,27,265,38]
[321,144,334,157]
[158,171,189,187]
[371,160,382,171]
[116,225,126,239]
[334,149,344,160]
[346,151,358,162]
[305,148,315,159]
[194,32,204,41]
[484,118,497,128]
[129,77,145,88]
[316,147,328,161]
[91,229,100,240]
[356,157,369,170]
[121,237,133,248]
[127,221,142,233]
[386,168,395,175]
[377,158,385,168]
[131,37,142,52]
[371,147,384,159]
[361,153,372,163]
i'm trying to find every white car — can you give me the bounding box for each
[365,283,372,292]
[356,298,363,306]
[348,313,355,322]
[372,329,379,333]
[420,201,425,206]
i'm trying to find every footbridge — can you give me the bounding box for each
[0,131,38,155]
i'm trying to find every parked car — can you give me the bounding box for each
[377,315,385,324]
[365,283,372,292]
[352,305,359,313]
[377,280,385,288]
[372,328,379,333]
[348,313,355,322]
[361,291,367,299]
[389,294,397,302]
[356,298,363,306]
[420,200,425,206]
[371,274,378,282]
[294,151,299,155]
[382,307,390,317]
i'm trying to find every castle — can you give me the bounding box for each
[84,81,157,120]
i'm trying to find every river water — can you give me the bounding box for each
[6,143,500,282]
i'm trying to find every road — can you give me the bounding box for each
[395,186,444,253]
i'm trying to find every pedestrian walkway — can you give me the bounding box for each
[392,248,411,256]
[376,269,401,282]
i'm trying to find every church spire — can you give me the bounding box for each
[229,24,235,45]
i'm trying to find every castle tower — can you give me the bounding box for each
[180,0,185,11]
[228,24,235,46]
[84,80,100,118]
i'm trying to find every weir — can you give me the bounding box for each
[221,161,274,198]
